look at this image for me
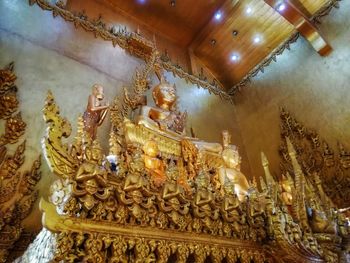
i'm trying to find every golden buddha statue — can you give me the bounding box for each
[137,68,222,154]
[142,139,166,187]
[218,130,249,202]
[83,84,109,140]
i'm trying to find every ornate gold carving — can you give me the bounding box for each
[0,63,41,263]
[35,87,350,262]
[28,0,232,102]
[279,107,350,210]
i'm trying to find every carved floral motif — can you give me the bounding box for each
[0,63,41,263]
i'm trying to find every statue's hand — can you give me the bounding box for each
[158,121,167,131]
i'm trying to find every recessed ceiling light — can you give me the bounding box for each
[253,35,261,43]
[210,39,217,46]
[170,0,176,7]
[276,2,286,12]
[231,54,240,61]
[232,30,238,36]
[246,7,252,14]
[214,11,222,21]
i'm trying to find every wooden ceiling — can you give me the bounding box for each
[97,0,331,90]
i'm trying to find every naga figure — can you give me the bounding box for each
[83,84,109,140]
[73,141,110,214]
[218,130,249,202]
[158,159,190,230]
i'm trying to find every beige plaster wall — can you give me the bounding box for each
[233,1,350,181]
[0,0,247,232]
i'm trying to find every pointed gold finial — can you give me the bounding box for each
[259,175,267,192]
[109,128,121,156]
[261,152,275,185]
[286,137,296,157]
[261,151,269,167]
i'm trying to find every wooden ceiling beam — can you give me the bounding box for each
[263,0,332,56]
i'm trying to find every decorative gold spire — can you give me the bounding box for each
[109,128,121,156]
[260,152,275,186]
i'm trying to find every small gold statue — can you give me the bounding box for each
[280,173,293,207]
[142,139,166,187]
[83,84,109,140]
[218,130,249,202]
[74,141,109,211]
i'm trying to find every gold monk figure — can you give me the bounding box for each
[218,130,249,202]
[137,69,222,153]
[83,84,109,140]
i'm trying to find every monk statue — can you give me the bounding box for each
[218,130,249,201]
[83,84,109,140]
[137,68,222,154]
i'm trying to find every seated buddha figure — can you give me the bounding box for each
[218,130,249,202]
[137,69,222,154]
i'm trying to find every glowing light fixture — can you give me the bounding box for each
[231,53,240,61]
[246,7,252,14]
[276,1,286,12]
[214,11,222,21]
[253,35,262,44]
[137,0,146,4]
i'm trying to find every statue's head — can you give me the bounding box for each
[222,147,241,169]
[152,81,176,110]
[222,130,231,148]
[280,175,292,193]
[85,179,98,195]
[92,84,104,100]
[86,141,103,163]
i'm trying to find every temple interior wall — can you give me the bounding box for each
[0,0,248,232]
[232,1,350,181]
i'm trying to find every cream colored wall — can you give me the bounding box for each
[233,1,350,181]
[0,0,247,232]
